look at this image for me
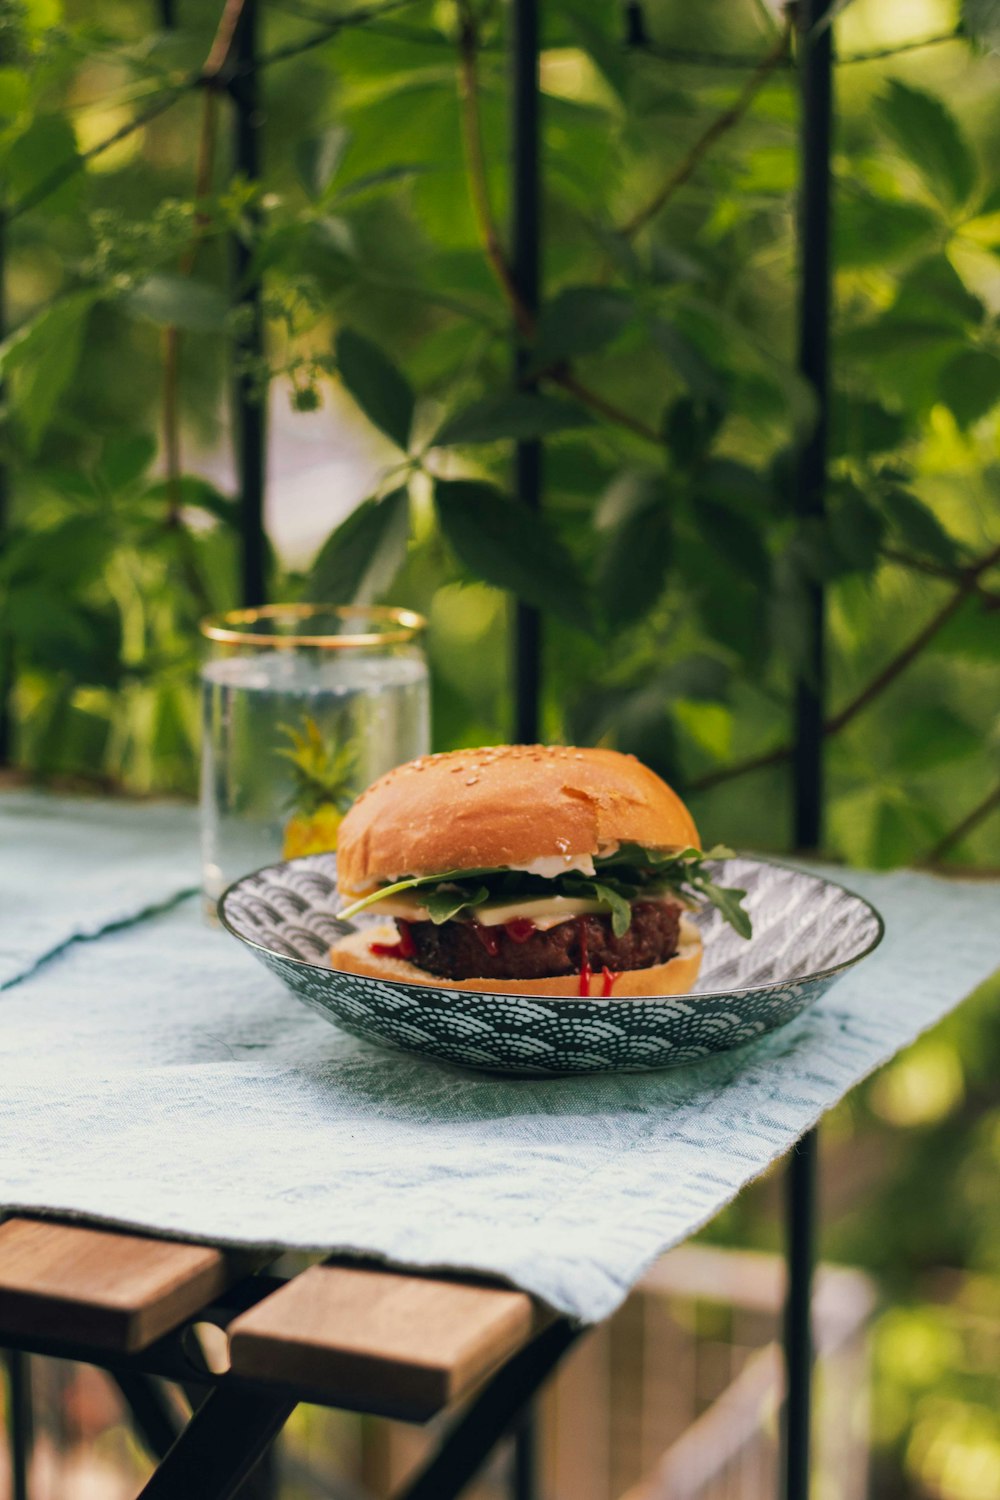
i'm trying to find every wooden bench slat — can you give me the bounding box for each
[0,1218,230,1352]
[228,1265,535,1420]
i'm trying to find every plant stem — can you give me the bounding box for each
[456,0,534,336]
[926,783,1000,863]
[159,0,245,612]
[619,14,793,239]
[161,86,220,528]
[690,541,1000,793]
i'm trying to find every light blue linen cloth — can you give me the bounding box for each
[1,793,997,1322]
[0,790,198,987]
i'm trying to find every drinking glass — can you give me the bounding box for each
[200,604,429,907]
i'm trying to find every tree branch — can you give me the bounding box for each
[619,13,793,240]
[254,0,423,70]
[925,783,1000,863]
[636,26,961,69]
[880,545,1000,605]
[689,541,1000,793]
[548,367,662,445]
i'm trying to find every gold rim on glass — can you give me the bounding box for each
[199,603,426,649]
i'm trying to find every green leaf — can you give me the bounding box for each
[532,287,634,367]
[881,487,963,566]
[567,879,633,937]
[434,479,591,631]
[422,884,490,923]
[831,787,937,869]
[99,434,157,492]
[335,327,416,450]
[0,290,97,453]
[692,497,770,583]
[124,275,229,333]
[295,125,350,200]
[963,0,1000,53]
[835,194,939,269]
[6,113,80,212]
[308,488,410,606]
[830,394,907,459]
[839,319,963,361]
[696,878,753,940]
[828,481,886,572]
[433,392,594,446]
[698,459,778,518]
[650,320,728,402]
[663,396,725,467]
[561,7,628,101]
[939,349,1000,427]
[672,698,733,760]
[595,472,672,628]
[337,164,429,200]
[0,515,112,590]
[892,706,982,773]
[144,476,237,526]
[891,256,984,329]
[929,596,1000,660]
[873,81,976,209]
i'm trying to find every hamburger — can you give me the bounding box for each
[329,744,751,998]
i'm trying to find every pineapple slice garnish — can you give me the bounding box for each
[276,716,357,859]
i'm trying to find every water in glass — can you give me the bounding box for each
[201,647,429,905]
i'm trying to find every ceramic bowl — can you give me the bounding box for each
[219,854,883,1076]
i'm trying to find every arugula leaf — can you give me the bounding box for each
[696,880,752,939]
[560,878,633,937]
[336,866,499,920]
[421,884,490,923]
[593,842,751,938]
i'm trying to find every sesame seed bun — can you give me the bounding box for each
[336,744,699,896]
[329,920,703,997]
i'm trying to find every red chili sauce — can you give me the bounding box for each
[369,919,416,961]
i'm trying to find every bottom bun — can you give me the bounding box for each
[329,920,703,998]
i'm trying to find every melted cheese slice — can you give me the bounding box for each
[370,891,681,931]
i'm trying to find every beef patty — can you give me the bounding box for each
[399,900,682,982]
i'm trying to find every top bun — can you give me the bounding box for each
[336,744,699,894]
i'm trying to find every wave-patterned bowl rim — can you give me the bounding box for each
[219,853,885,1003]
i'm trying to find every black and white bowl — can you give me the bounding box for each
[220,854,883,1075]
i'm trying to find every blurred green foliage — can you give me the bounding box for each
[1,0,997,857]
[1,1,1000,1491]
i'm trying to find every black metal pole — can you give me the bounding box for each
[230,0,267,608]
[512,1406,538,1500]
[4,1350,32,1500]
[0,206,12,766]
[511,0,542,744]
[112,1372,183,1463]
[793,0,832,852]
[395,1321,577,1500]
[783,1130,818,1500]
[136,1386,295,1500]
[783,4,833,1500]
